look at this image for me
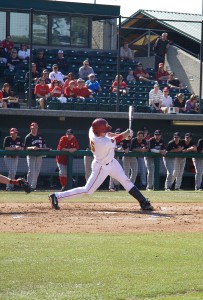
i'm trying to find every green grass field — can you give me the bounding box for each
[0,190,203,300]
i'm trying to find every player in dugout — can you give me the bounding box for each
[49,118,154,211]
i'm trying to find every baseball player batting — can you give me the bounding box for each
[49,118,153,211]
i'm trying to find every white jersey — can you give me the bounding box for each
[89,127,116,165]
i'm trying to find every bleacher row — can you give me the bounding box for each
[0,48,192,111]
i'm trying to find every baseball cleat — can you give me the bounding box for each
[49,194,60,210]
[140,199,154,211]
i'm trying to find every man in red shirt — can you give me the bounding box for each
[134,63,151,82]
[56,129,79,191]
[74,78,92,99]
[34,77,50,109]
[3,35,14,53]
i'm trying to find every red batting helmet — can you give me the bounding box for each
[92,118,112,136]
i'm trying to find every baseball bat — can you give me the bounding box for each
[128,105,134,130]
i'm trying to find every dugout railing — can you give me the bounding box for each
[0,150,203,190]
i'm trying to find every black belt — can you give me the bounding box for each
[96,159,113,166]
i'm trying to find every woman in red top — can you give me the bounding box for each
[56,129,79,191]
[49,80,63,98]
[64,72,77,89]
[111,75,129,95]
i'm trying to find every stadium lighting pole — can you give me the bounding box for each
[28,8,33,109]
[199,20,203,113]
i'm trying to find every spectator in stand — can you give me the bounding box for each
[185,94,198,114]
[149,83,163,113]
[64,72,77,89]
[0,88,7,108]
[172,132,197,191]
[144,129,166,190]
[7,48,22,71]
[24,122,48,191]
[3,128,24,191]
[155,63,169,83]
[49,80,63,98]
[25,63,40,85]
[54,50,69,73]
[85,73,101,95]
[18,44,30,62]
[41,69,51,85]
[126,69,136,82]
[56,129,79,191]
[131,130,148,189]
[173,93,186,113]
[79,60,94,80]
[3,35,14,53]
[0,41,9,64]
[75,78,92,99]
[153,32,170,71]
[120,42,134,61]
[111,75,129,95]
[2,82,20,108]
[142,126,151,143]
[49,64,65,85]
[34,77,50,109]
[33,49,47,73]
[161,87,174,113]
[134,62,152,82]
[64,80,77,99]
[163,132,183,191]
[192,137,203,191]
[167,72,182,89]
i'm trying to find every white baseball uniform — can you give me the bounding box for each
[55,127,134,201]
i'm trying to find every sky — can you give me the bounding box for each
[61,0,203,17]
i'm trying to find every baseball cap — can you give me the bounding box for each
[66,129,74,135]
[43,69,48,73]
[88,73,95,77]
[30,122,38,128]
[170,72,174,76]
[137,62,142,66]
[69,80,75,85]
[52,64,58,68]
[154,130,161,135]
[163,87,169,92]
[154,83,159,88]
[173,132,181,137]
[159,63,164,67]
[185,132,192,138]
[77,78,84,83]
[115,128,121,134]
[10,128,18,134]
[58,50,63,54]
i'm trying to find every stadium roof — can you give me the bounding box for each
[0,0,120,20]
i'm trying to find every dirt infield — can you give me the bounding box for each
[0,202,203,233]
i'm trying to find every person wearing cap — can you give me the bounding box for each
[78,60,94,80]
[155,63,169,82]
[131,131,148,189]
[64,80,77,98]
[120,42,134,61]
[54,50,69,74]
[24,122,48,191]
[153,32,170,71]
[144,130,166,191]
[49,64,65,85]
[192,137,203,191]
[3,128,24,191]
[134,63,152,82]
[167,72,182,89]
[74,78,92,99]
[161,87,173,113]
[18,43,30,62]
[49,80,63,98]
[149,83,163,113]
[85,73,101,94]
[163,132,184,191]
[33,50,47,73]
[173,93,186,113]
[185,94,198,114]
[56,129,79,191]
[34,77,50,109]
[171,133,197,191]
